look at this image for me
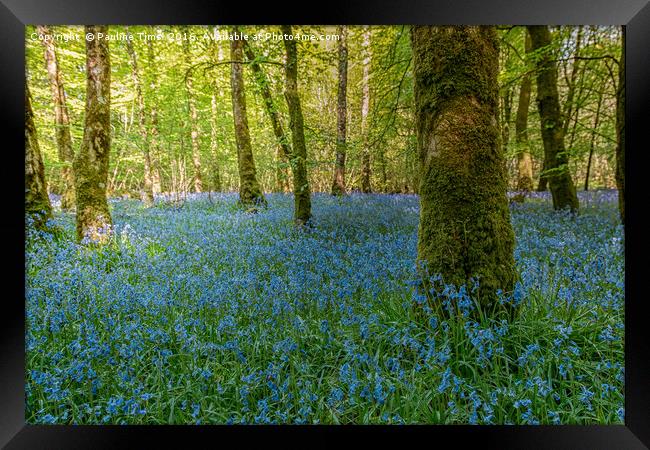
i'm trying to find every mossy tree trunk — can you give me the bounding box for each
[527,26,579,212]
[37,25,75,211]
[182,26,203,193]
[501,86,512,158]
[536,27,585,193]
[229,31,266,209]
[243,40,291,193]
[515,32,534,192]
[145,33,162,194]
[73,25,112,243]
[411,26,517,308]
[125,28,154,207]
[25,78,53,228]
[331,25,348,196]
[281,25,312,226]
[360,26,372,193]
[615,26,625,224]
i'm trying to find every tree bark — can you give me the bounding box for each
[229,29,266,209]
[584,88,604,191]
[527,26,579,212]
[411,26,517,309]
[539,27,584,193]
[209,90,223,192]
[536,160,549,191]
[331,25,348,195]
[210,30,223,192]
[124,28,154,206]
[74,25,112,243]
[360,26,372,193]
[145,32,162,194]
[515,32,534,192]
[243,40,291,193]
[182,26,203,193]
[37,25,75,211]
[501,86,512,158]
[281,25,312,225]
[377,146,388,192]
[25,77,53,228]
[615,26,625,224]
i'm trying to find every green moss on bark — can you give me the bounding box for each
[282,25,312,226]
[74,26,113,243]
[243,41,291,194]
[230,32,267,211]
[25,80,53,229]
[527,26,579,213]
[331,26,348,196]
[412,26,517,310]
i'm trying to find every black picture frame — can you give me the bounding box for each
[2,0,649,447]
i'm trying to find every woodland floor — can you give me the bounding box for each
[25,190,624,424]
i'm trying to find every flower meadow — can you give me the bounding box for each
[25,191,624,425]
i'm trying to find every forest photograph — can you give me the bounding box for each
[25,24,625,425]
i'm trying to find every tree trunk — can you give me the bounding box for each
[243,40,291,193]
[25,77,53,228]
[527,26,579,212]
[229,30,266,209]
[515,32,534,192]
[615,26,625,224]
[124,28,154,206]
[74,25,112,243]
[539,27,583,193]
[209,90,223,192]
[281,25,312,225]
[37,25,75,211]
[145,34,162,194]
[331,25,348,195]
[537,161,548,191]
[584,88,604,191]
[182,26,203,193]
[377,146,388,192]
[561,26,584,135]
[210,31,223,192]
[411,26,517,309]
[149,108,162,194]
[360,26,372,193]
[501,86,512,157]
[566,94,582,156]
